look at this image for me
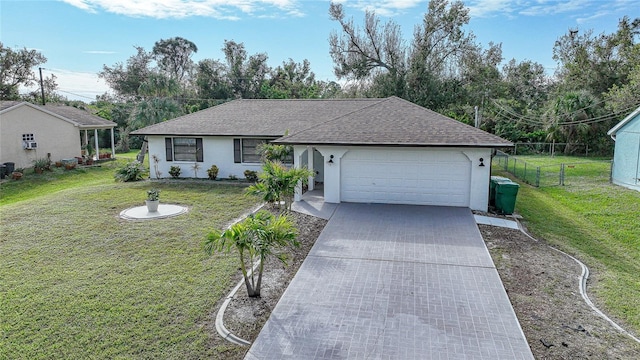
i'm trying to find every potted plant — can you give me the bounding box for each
[146,188,161,212]
[32,158,49,174]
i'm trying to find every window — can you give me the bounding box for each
[233,138,293,164]
[165,137,203,162]
[241,138,266,163]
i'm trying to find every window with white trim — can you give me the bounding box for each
[165,137,203,162]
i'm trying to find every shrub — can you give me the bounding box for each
[246,161,314,211]
[114,161,146,182]
[207,165,219,180]
[169,165,181,178]
[244,170,258,182]
[146,188,160,201]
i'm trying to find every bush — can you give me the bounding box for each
[207,165,219,180]
[244,170,258,182]
[169,166,181,178]
[114,161,146,182]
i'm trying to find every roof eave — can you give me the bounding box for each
[273,140,514,148]
[608,106,640,136]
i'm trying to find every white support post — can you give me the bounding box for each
[307,146,315,191]
[93,129,99,160]
[110,128,116,157]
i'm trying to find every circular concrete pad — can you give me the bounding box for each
[119,204,188,220]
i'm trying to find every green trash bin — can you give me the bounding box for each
[495,181,519,215]
[490,176,510,206]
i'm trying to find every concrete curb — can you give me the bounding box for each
[214,203,265,347]
[513,220,640,344]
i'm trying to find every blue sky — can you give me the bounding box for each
[1,0,638,101]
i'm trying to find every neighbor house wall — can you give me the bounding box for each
[147,135,263,179]
[0,105,81,169]
[612,115,640,191]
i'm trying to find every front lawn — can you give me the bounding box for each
[498,156,640,334]
[0,173,259,359]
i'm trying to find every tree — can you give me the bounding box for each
[246,161,314,211]
[152,37,198,83]
[328,2,406,96]
[261,59,320,99]
[553,17,640,96]
[195,58,233,99]
[544,90,601,154]
[222,40,270,99]
[99,46,153,99]
[204,210,299,297]
[0,43,47,100]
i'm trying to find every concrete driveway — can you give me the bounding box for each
[245,203,533,359]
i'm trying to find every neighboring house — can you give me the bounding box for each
[0,101,116,169]
[132,96,513,211]
[608,106,640,191]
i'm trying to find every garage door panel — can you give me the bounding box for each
[341,149,471,207]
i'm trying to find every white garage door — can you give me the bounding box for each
[341,149,471,207]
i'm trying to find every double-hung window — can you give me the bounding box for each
[165,137,203,162]
[233,138,293,164]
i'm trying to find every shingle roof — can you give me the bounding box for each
[131,98,380,137]
[43,104,116,129]
[0,101,116,129]
[132,97,512,147]
[277,97,512,147]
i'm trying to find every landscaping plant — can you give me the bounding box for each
[169,165,181,178]
[246,161,313,211]
[207,165,219,180]
[114,160,146,182]
[204,210,299,297]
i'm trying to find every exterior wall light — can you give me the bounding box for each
[479,158,485,167]
[328,155,334,164]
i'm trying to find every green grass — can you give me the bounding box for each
[496,159,640,333]
[0,162,260,359]
[494,154,612,187]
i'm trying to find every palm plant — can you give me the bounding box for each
[246,161,314,211]
[204,210,298,297]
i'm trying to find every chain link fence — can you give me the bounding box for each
[492,151,612,187]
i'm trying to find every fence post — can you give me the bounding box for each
[524,162,527,184]
[560,163,565,186]
[536,167,540,187]
[513,158,517,175]
[504,156,508,171]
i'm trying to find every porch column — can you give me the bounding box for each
[293,146,305,202]
[110,128,116,157]
[93,129,99,160]
[307,146,314,191]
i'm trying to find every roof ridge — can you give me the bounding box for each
[277,97,388,141]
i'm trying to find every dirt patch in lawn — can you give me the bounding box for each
[479,221,640,359]
[204,206,327,359]
[206,208,640,359]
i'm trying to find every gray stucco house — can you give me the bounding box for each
[608,106,640,191]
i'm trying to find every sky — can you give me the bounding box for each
[1,0,638,101]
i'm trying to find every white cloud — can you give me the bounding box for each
[466,0,598,18]
[60,0,304,19]
[343,0,424,17]
[23,68,111,101]
[83,50,118,54]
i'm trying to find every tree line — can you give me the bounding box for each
[1,0,638,155]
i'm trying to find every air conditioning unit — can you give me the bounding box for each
[24,141,37,150]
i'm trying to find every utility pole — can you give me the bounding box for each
[39,67,46,105]
[474,106,479,128]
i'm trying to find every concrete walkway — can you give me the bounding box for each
[245,204,533,359]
